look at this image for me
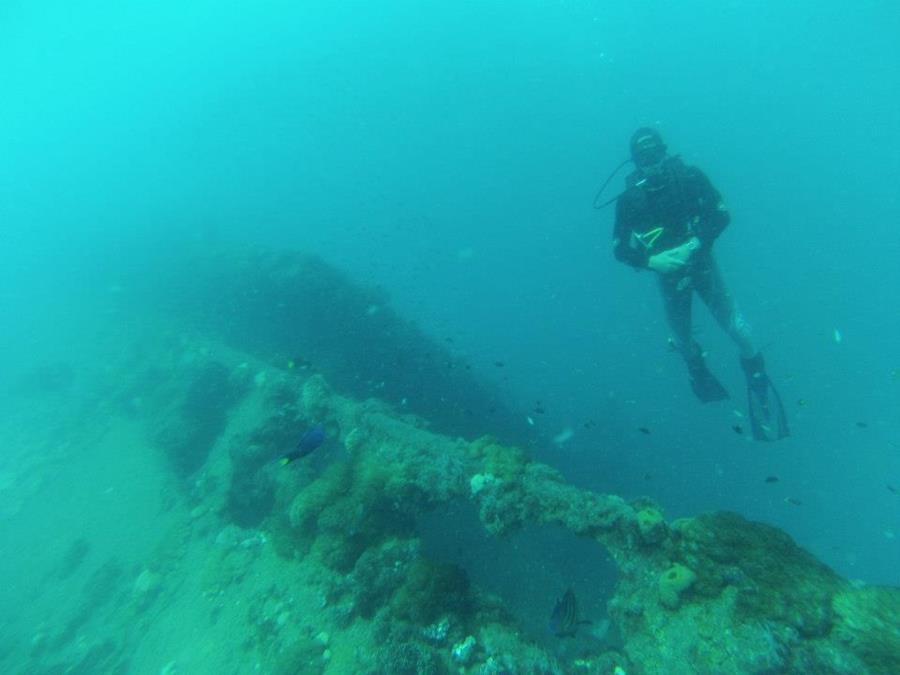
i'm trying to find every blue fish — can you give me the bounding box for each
[280,423,326,465]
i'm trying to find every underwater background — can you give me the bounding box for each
[1,1,899,673]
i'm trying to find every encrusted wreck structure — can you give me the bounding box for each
[222,369,900,674]
[11,248,900,674]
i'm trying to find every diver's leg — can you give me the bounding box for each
[693,253,756,358]
[695,254,789,438]
[659,274,728,402]
[658,273,694,357]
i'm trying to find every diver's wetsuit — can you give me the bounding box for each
[611,135,788,438]
[613,157,756,363]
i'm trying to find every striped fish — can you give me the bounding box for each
[548,588,591,638]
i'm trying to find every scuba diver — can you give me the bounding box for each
[609,127,789,441]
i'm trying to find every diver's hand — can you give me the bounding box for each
[647,250,686,274]
[671,236,700,262]
[647,237,700,274]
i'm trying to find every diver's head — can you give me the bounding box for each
[630,127,669,192]
[630,127,667,168]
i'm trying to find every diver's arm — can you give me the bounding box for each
[687,168,730,246]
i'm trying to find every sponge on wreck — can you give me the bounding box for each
[659,563,697,609]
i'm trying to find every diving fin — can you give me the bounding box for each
[741,354,790,441]
[686,355,729,403]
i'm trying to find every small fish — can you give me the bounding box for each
[856,421,868,429]
[797,398,807,407]
[533,406,546,415]
[764,475,779,484]
[732,425,744,435]
[494,361,505,368]
[638,427,651,435]
[784,497,803,506]
[887,484,898,494]
[281,424,326,465]
[833,328,842,344]
[548,588,591,638]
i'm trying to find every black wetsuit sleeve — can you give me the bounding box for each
[613,193,650,269]
[686,167,730,245]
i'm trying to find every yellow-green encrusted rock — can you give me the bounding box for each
[637,507,666,544]
[659,563,697,609]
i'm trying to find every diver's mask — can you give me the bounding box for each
[630,128,669,193]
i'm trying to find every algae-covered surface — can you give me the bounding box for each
[1,251,899,675]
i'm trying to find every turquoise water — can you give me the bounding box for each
[2,2,899,670]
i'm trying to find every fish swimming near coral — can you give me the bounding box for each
[280,423,326,465]
[548,588,591,638]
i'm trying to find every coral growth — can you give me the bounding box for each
[832,585,900,674]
